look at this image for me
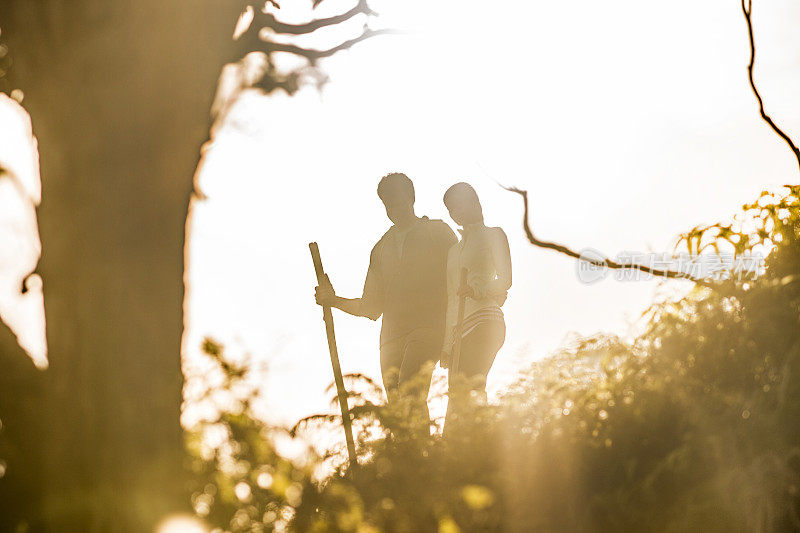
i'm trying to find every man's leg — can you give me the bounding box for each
[397,328,439,435]
[380,337,405,406]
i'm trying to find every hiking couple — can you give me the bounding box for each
[314,172,512,434]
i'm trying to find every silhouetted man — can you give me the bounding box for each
[315,173,456,434]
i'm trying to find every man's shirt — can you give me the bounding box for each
[360,216,457,347]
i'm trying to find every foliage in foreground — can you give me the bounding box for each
[187,187,800,532]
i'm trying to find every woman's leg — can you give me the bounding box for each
[445,321,505,433]
[456,321,505,393]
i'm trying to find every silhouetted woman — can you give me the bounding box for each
[441,182,511,431]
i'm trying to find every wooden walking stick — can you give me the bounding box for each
[309,242,358,471]
[451,267,469,374]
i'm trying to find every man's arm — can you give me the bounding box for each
[315,242,383,320]
[439,220,458,249]
[314,286,362,315]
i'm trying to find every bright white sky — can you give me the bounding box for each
[182,0,800,427]
[2,0,799,430]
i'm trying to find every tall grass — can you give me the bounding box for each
[187,187,800,532]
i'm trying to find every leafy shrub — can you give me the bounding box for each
[188,186,800,532]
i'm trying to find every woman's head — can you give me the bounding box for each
[444,182,483,226]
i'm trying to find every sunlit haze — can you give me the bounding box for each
[4,1,799,529]
[180,0,800,428]
[1,0,798,439]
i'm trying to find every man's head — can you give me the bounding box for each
[377,172,415,224]
[443,182,483,226]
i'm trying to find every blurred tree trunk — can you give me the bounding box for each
[0,322,44,531]
[0,1,242,529]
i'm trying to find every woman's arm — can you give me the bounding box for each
[441,244,460,358]
[488,228,512,297]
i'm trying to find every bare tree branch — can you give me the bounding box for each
[253,0,375,35]
[229,0,394,92]
[741,0,800,175]
[501,1,800,287]
[503,186,715,286]
[261,27,399,62]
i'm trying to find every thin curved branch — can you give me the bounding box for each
[741,0,800,175]
[226,0,395,100]
[232,0,388,66]
[261,27,400,61]
[504,186,715,287]
[254,0,375,35]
